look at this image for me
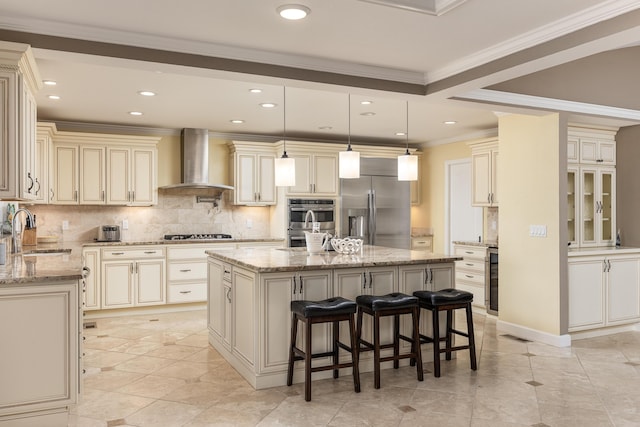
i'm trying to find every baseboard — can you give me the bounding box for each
[83,302,206,320]
[570,322,640,340]
[496,320,571,347]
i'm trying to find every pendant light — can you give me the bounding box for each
[398,101,418,181]
[339,94,360,179]
[275,86,296,187]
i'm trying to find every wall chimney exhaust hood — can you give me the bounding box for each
[160,128,234,195]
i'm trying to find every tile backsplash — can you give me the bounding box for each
[23,189,272,244]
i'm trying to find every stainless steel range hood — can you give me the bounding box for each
[160,128,234,193]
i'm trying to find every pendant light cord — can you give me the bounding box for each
[282,86,288,158]
[405,100,410,155]
[347,93,352,152]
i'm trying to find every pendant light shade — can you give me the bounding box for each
[275,87,296,187]
[339,94,360,179]
[398,101,418,181]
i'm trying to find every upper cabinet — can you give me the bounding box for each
[469,138,499,207]
[0,42,42,201]
[287,150,338,197]
[228,142,276,205]
[49,128,159,206]
[567,127,617,248]
[33,122,56,204]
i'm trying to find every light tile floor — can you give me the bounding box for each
[70,309,640,427]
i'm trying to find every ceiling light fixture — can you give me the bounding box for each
[444,120,457,125]
[249,88,262,93]
[277,4,310,20]
[43,80,57,86]
[275,87,296,187]
[230,119,244,124]
[398,101,418,181]
[319,126,333,130]
[47,95,61,100]
[128,111,143,116]
[260,102,277,108]
[360,100,372,105]
[339,94,360,179]
[360,112,376,116]
[138,90,156,96]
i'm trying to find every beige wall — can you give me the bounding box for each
[413,141,471,253]
[498,113,567,335]
[615,124,640,246]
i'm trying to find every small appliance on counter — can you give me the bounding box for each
[96,225,121,242]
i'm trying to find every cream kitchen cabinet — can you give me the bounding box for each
[287,151,338,196]
[454,244,488,309]
[260,269,332,374]
[0,279,80,426]
[33,123,56,204]
[106,145,157,206]
[469,139,499,207]
[101,247,166,308]
[0,43,41,201]
[578,166,615,247]
[229,142,276,205]
[568,252,640,332]
[50,130,159,206]
[567,166,579,246]
[411,235,433,253]
[82,247,101,310]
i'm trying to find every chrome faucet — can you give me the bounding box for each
[304,210,319,232]
[11,208,34,254]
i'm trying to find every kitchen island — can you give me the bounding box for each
[206,245,461,389]
[0,251,84,427]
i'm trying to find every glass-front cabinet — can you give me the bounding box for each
[567,166,578,246]
[578,167,615,247]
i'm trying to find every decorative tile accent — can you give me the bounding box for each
[98,334,109,338]
[149,319,159,322]
[526,380,543,387]
[102,366,115,371]
[624,361,640,366]
[523,352,536,357]
[531,424,551,427]
[398,405,416,413]
[106,419,127,427]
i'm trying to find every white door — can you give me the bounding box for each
[445,159,483,255]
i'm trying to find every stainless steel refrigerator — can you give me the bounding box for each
[340,157,410,249]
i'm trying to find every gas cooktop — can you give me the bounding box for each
[163,233,233,240]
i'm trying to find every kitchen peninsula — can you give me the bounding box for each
[206,245,461,389]
[0,252,84,427]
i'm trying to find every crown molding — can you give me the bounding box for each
[426,0,640,83]
[458,89,640,121]
[423,127,498,147]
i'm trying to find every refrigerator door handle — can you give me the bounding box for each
[369,191,377,245]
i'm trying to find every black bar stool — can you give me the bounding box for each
[413,288,477,377]
[287,297,360,401]
[355,292,423,389]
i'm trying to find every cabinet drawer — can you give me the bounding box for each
[455,270,485,286]
[168,283,207,303]
[411,237,433,251]
[102,247,165,259]
[167,244,235,260]
[168,261,207,281]
[455,259,485,273]
[455,282,485,307]
[454,246,487,260]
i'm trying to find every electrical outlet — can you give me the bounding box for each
[122,219,129,230]
[246,219,253,229]
[62,220,69,230]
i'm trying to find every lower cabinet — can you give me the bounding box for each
[454,244,489,309]
[0,280,80,426]
[569,252,640,332]
[101,247,166,308]
[82,247,100,309]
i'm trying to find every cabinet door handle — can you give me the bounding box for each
[74,190,78,201]
[50,188,54,200]
[490,193,494,204]
[487,194,491,203]
[102,190,105,201]
[424,269,429,285]
[34,178,40,195]
[179,290,192,294]
[130,263,134,274]
[465,263,474,266]
[27,172,34,193]
[179,269,192,273]
[144,251,157,254]
[465,251,474,254]
[362,272,367,289]
[112,252,125,255]
[465,274,474,278]
[226,288,232,302]
[369,272,373,288]
[292,275,297,294]
[131,191,135,202]
[299,275,304,293]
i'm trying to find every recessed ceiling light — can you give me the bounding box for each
[444,120,457,125]
[47,95,61,100]
[260,103,277,108]
[318,126,333,130]
[395,132,406,136]
[360,100,373,105]
[129,111,143,116]
[361,112,376,117]
[138,90,156,97]
[249,88,262,93]
[43,80,57,86]
[230,119,245,124]
[277,4,310,20]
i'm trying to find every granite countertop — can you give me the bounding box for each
[453,240,499,249]
[0,251,83,285]
[83,238,284,247]
[206,245,462,273]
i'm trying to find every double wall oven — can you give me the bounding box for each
[287,199,336,247]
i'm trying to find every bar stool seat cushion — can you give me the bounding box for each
[414,288,473,307]
[356,293,418,311]
[291,297,357,318]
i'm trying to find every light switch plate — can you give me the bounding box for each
[529,224,547,237]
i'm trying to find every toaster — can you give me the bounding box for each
[97,225,121,242]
